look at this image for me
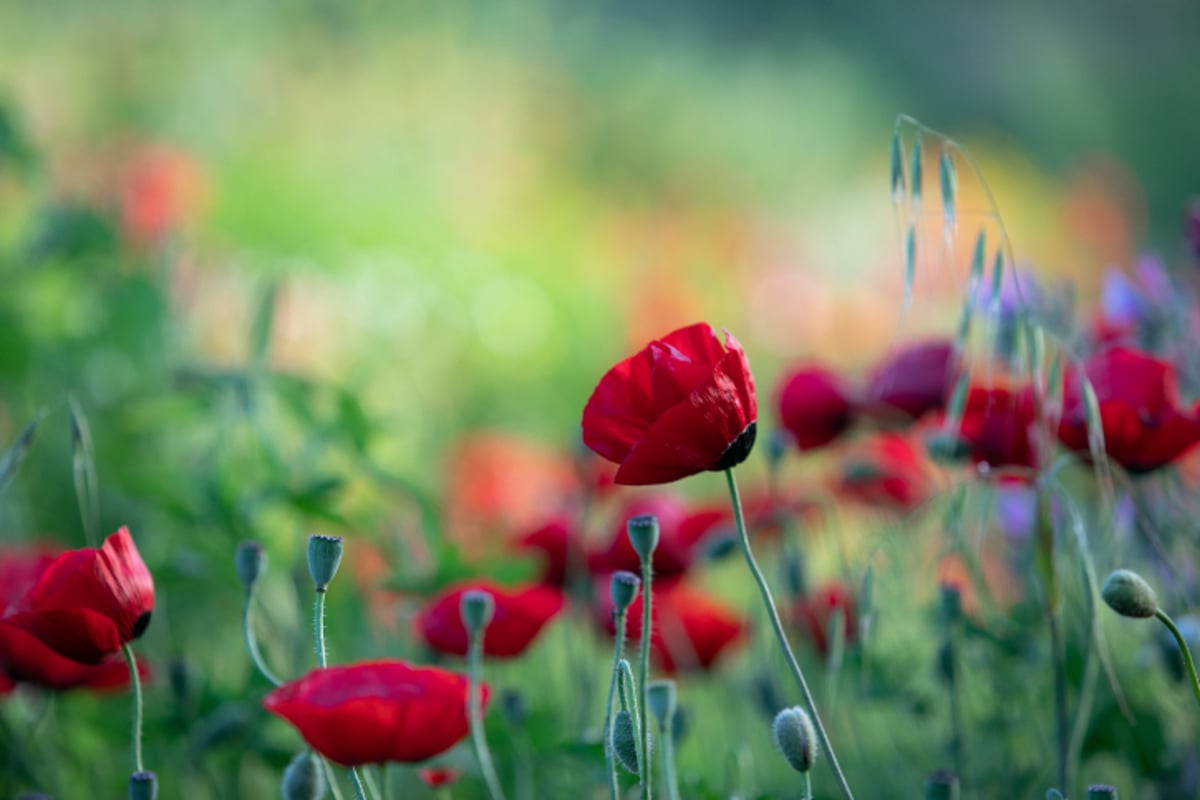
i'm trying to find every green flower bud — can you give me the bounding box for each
[282,751,327,800]
[1086,787,1118,800]
[1101,569,1158,619]
[610,571,641,614]
[128,771,159,800]
[647,679,677,728]
[626,514,660,565]
[235,540,267,593]
[306,535,344,593]
[924,770,960,800]
[772,706,818,774]
[612,709,640,775]
[460,589,496,633]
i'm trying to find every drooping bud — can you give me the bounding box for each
[460,589,496,634]
[924,770,960,800]
[626,514,660,565]
[281,751,327,800]
[1086,787,1118,800]
[772,706,818,773]
[610,571,641,614]
[236,540,267,593]
[128,771,159,800]
[1101,569,1158,619]
[612,709,640,775]
[306,535,344,593]
[647,679,677,729]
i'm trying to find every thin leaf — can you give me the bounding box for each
[904,226,917,312]
[909,136,923,207]
[0,417,39,495]
[69,397,100,547]
[939,147,957,236]
[890,129,906,205]
[988,248,1005,314]
[250,282,279,370]
[969,231,986,291]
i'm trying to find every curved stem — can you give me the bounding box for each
[348,767,369,800]
[314,590,328,668]
[468,630,508,800]
[605,610,629,800]
[639,560,654,800]
[724,469,855,800]
[122,644,144,773]
[242,591,283,686]
[1156,609,1200,709]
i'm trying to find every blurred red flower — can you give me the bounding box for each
[415,582,564,659]
[263,660,481,766]
[792,582,857,657]
[597,578,746,674]
[118,145,203,246]
[865,339,957,422]
[587,494,729,578]
[1058,346,1200,473]
[512,516,585,588]
[582,322,758,485]
[834,433,933,511]
[0,527,153,664]
[957,385,1042,475]
[419,767,463,788]
[775,366,857,451]
[0,540,151,692]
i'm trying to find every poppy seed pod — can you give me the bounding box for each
[306,535,344,593]
[647,679,677,728]
[282,752,326,800]
[626,514,660,565]
[1086,786,1118,799]
[610,571,641,614]
[611,709,641,775]
[459,589,496,634]
[235,541,266,593]
[128,771,158,800]
[924,770,960,800]
[772,706,818,773]
[1101,570,1158,619]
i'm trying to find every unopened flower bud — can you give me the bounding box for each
[1101,569,1158,619]
[236,540,267,593]
[626,515,660,565]
[772,706,818,773]
[612,709,640,775]
[282,751,327,800]
[924,770,960,800]
[647,679,677,728]
[610,571,641,614]
[1086,786,1118,800]
[128,771,158,800]
[460,589,495,633]
[306,535,344,592]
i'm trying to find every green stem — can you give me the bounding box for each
[318,756,346,800]
[1156,609,1200,709]
[659,715,680,800]
[1049,610,1069,794]
[314,590,328,668]
[605,610,629,800]
[468,630,508,800]
[380,764,390,800]
[802,772,813,800]
[639,559,654,800]
[123,644,144,773]
[724,469,854,800]
[243,591,283,686]
[348,767,369,800]
[361,765,382,800]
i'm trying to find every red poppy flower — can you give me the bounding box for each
[775,366,857,451]
[1,528,153,664]
[512,516,585,588]
[834,433,933,511]
[415,582,564,659]
[263,660,482,766]
[866,339,957,422]
[596,578,746,674]
[582,322,758,485]
[587,494,729,578]
[1058,346,1200,473]
[118,145,204,246]
[792,582,857,657]
[956,385,1043,474]
[419,767,463,788]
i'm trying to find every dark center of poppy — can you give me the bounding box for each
[133,610,152,639]
[714,422,757,471]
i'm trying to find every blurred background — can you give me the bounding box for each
[2,1,1200,797]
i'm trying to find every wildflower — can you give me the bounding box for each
[775,366,856,451]
[833,433,933,511]
[792,582,857,657]
[415,582,564,659]
[587,494,728,578]
[865,339,957,422]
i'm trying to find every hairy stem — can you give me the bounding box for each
[468,629,508,800]
[639,560,654,800]
[123,644,144,774]
[605,610,629,800]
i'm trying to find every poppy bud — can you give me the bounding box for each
[924,770,960,800]
[1086,786,1118,799]
[647,679,677,728]
[460,589,496,634]
[282,751,327,800]
[626,515,660,565]
[235,541,266,593]
[128,771,158,800]
[610,571,641,614]
[772,706,818,773]
[306,535,343,593]
[1101,570,1158,619]
[612,709,640,775]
